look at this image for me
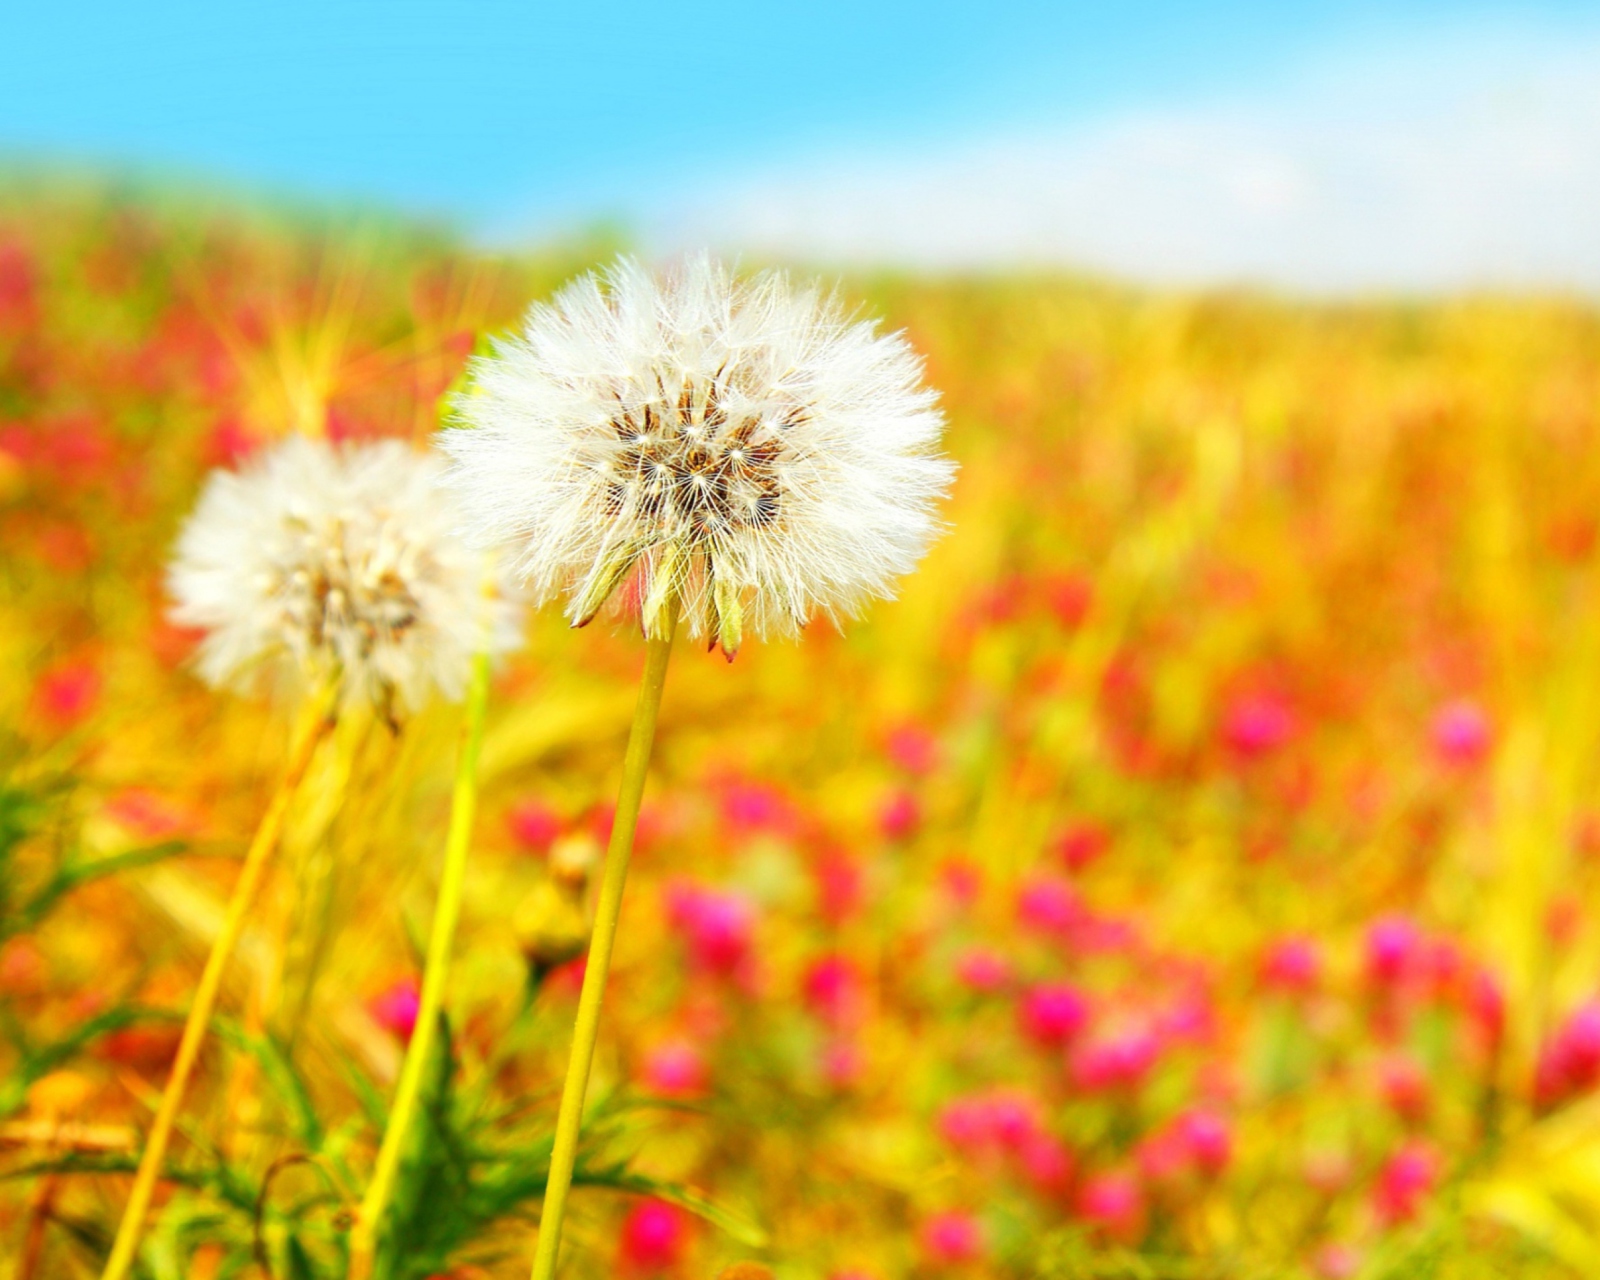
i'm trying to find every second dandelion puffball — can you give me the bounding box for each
[168,436,522,717]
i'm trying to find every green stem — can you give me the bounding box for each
[530,615,677,1280]
[101,686,337,1280]
[348,650,491,1280]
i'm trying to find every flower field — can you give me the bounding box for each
[7,189,1600,1278]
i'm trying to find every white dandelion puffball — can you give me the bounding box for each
[168,436,523,716]
[440,255,954,657]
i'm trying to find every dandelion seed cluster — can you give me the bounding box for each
[442,256,954,654]
[168,436,522,716]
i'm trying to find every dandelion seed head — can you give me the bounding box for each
[168,436,522,716]
[441,255,954,654]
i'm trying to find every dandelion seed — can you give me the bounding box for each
[168,436,521,717]
[441,255,953,657]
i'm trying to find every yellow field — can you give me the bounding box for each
[5,192,1600,1279]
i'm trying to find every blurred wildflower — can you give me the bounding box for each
[1365,915,1423,988]
[920,1211,985,1264]
[640,1039,707,1096]
[442,255,953,654]
[1314,1244,1363,1280]
[813,850,864,923]
[1016,875,1084,937]
[1070,1029,1162,1093]
[1021,1133,1075,1195]
[955,947,1013,993]
[507,799,563,853]
[168,436,522,718]
[878,788,921,840]
[803,954,866,1028]
[1535,1000,1600,1106]
[1431,698,1491,767]
[667,883,757,980]
[885,722,939,774]
[102,788,198,840]
[368,979,421,1044]
[721,780,795,834]
[1261,935,1322,992]
[1223,690,1296,758]
[1019,982,1091,1048]
[32,660,101,728]
[942,859,982,908]
[1372,1141,1437,1225]
[617,1198,689,1273]
[1379,1054,1432,1122]
[1054,821,1110,873]
[1078,1170,1146,1244]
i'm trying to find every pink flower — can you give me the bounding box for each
[920,1212,984,1264]
[666,884,755,978]
[803,955,865,1027]
[1159,991,1217,1043]
[1020,1133,1074,1194]
[1467,968,1506,1048]
[1262,936,1321,992]
[954,948,1012,993]
[1432,699,1490,767]
[1366,915,1423,987]
[1016,876,1084,937]
[506,800,561,853]
[1379,1055,1431,1122]
[813,851,863,924]
[722,781,792,834]
[937,1089,1041,1156]
[205,416,261,467]
[1019,983,1091,1048]
[1223,691,1295,758]
[0,241,37,319]
[1055,822,1109,872]
[1314,1244,1362,1280]
[1077,1170,1145,1244]
[1303,1151,1352,1195]
[986,1090,1040,1148]
[1373,1142,1437,1225]
[1536,1000,1600,1104]
[1069,1030,1161,1093]
[937,1097,992,1152]
[942,860,982,907]
[103,789,197,840]
[879,789,921,840]
[641,1040,706,1096]
[34,662,101,728]
[617,1199,687,1272]
[819,1037,864,1087]
[369,980,421,1044]
[886,723,939,774]
[1175,1108,1233,1175]
[1044,573,1093,629]
[1136,1129,1189,1183]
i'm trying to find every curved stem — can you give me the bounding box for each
[101,688,337,1280]
[530,615,677,1280]
[347,649,491,1279]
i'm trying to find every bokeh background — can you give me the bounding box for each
[6,3,1600,1278]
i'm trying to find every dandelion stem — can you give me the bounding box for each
[347,648,492,1280]
[100,686,337,1280]
[530,614,677,1280]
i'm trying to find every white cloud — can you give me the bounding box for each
[634,27,1600,293]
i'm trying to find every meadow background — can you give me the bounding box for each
[7,3,1600,1278]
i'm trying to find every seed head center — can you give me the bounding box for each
[606,374,787,540]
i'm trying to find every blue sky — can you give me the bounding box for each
[5,3,1600,289]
